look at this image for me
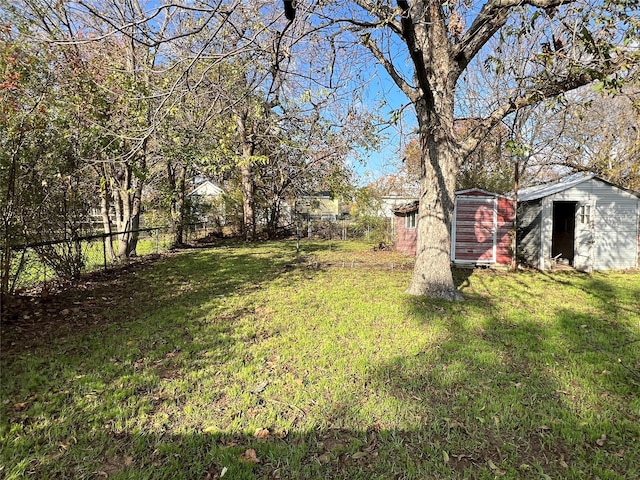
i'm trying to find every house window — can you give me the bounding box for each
[406,211,417,230]
[580,204,591,224]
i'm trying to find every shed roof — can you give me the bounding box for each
[516,173,640,202]
[455,188,511,199]
[517,173,595,201]
[393,200,419,214]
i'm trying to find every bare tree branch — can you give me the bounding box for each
[452,0,576,80]
[460,55,631,157]
[361,33,418,101]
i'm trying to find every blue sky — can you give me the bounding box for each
[349,53,418,185]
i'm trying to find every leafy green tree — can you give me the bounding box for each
[0,26,98,301]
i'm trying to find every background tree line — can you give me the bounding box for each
[0,0,378,300]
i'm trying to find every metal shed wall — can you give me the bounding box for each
[537,179,639,270]
[451,190,514,265]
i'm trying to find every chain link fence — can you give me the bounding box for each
[295,217,395,244]
[4,227,173,293]
[2,219,396,295]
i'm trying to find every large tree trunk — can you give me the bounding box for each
[115,165,132,259]
[266,194,282,239]
[98,171,115,262]
[168,161,187,246]
[406,95,463,300]
[240,161,255,240]
[237,111,256,241]
[113,161,143,259]
[1,146,19,305]
[129,169,142,255]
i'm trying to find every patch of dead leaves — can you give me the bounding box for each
[239,449,260,464]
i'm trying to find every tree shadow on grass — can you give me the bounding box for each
[0,417,470,479]
[2,251,638,479]
[0,243,300,357]
[5,293,637,480]
[390,287,640,479]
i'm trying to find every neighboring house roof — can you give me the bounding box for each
[187,180,224,197]
[517,173,640,202]
[300,191,332,198]
[380,195,418,217]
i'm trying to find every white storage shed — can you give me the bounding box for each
[517,174,640,271]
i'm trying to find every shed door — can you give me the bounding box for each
[452,196,497,263]
[574,201,595,272]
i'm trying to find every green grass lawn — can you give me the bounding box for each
[1,240,639,479]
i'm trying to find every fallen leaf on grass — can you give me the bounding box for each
[239,449,260,464]
[487,459,506,475]
[452,453,472,461]
[254,428,270,439]
[203,466,228,480]
[596,434,607,446]
[442,450,450,463]
[249,381,268,394]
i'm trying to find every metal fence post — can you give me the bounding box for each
[42,249,46,285]
[102,235,107,270]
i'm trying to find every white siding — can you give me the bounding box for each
[593,197,638,270]
[541,179,639,270]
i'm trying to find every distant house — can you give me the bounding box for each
[186,180,225,223]
[517,174,640,271]
[379,195,419,219]
[295,192,340,220]
[393,189,515,266]
[393,201,419,256]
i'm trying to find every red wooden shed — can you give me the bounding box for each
[393,189,514,266]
